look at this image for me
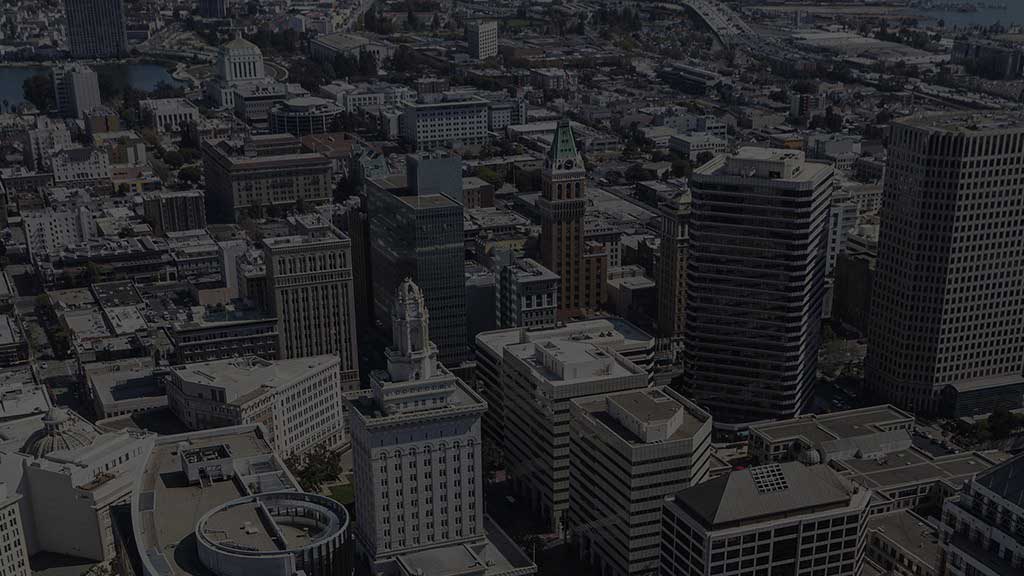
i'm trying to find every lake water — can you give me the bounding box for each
[0,62,183,110]
[911,4,1024,28]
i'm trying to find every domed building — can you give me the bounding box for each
[21,407,97,459]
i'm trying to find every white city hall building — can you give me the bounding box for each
[345,280,535,576]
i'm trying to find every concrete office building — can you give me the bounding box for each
[344,281,535,576]
[0,485,29,576]
[269,97,344,137]
[52,64,101,119]
[168,355,346,456]
[475,318,656,453]
[941,452,1024,576]
[466,20,498,60]
[263,214,359,389]
[661,462,870,576]
[495,258,559,329]
[367,165,468,369]
[64,0,127,59]
[399,96,490,151]
[142,190,207,236]
[502,336,648,532]
[569,387,712,576]
[656,194,690,347]
[866,113,1024,416]
[168,315,278,364]
[203,134,333,222]
[539,120,605,316]
[684,148,833,427]
[127,424,351,576]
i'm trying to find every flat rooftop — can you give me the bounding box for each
[867,510,940,572]
[0,367,49,421]
[392,516,535,576]
[476,317,654,358]
[134,426,287,576]
[171,355,337,405]
[575,387,709,445]
[751,405,913,446]
[506,339,639,385]
[835,449,998,491]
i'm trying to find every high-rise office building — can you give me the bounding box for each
[64,0,128,59]
[866,113,1024,415]
[367,158,468,368]
[539,120,605,316]
[466,19,498,60]
[502,335,648,532]
[569,386,712,576]
[656,193,691,347]
[661,462,870,576]
[263,214,359,389]
[344,280,536,576]
[683,148,832,427]
[52,64,101,119]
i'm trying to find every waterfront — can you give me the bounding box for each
[913,4,1024,28]
[0,62,184,110]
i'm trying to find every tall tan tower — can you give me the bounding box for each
[539,120,603,315]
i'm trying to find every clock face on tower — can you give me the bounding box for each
[562,159,575,170]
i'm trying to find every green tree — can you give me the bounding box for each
[284,445,343,492]
[178,165,202,186]
[22,73,55,112]
[476,167,503,187]
[163,150,185,168]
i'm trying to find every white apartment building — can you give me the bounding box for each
[52,64,101,119]
[941,453,1024,576]
[466,19,498,60]
[140,98,201,133]
[168,354,346,457]
[344,281,500,573]
[503,337,648,533]
[21,117,72,170]
[22,205,96,262]
[669,133,728,163]
[569,387,712,576]
[399,96,490,151]
[661,462,871,576]
[51,147,111,185]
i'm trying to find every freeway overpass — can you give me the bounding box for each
[653,0,757,49]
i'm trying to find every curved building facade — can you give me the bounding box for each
[196,491,349,576]
[269,97,343,136]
